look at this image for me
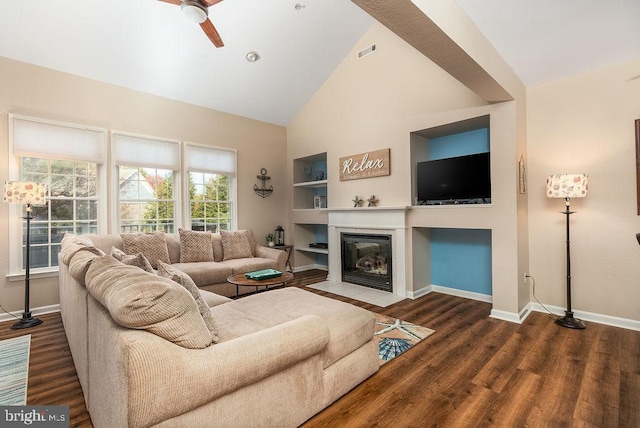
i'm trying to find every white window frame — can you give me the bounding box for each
[111,131,182,233]
[183,142,238,231]
[7,114,107,277]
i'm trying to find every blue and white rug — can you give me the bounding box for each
[0,335,31,405]
[374,314,435,365]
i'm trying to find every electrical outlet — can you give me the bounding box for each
[522,273,528,284]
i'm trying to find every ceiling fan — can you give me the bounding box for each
[160,0,224,48]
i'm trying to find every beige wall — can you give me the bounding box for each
[0,57,287,313]
[288,21,529,317]
[527,59,640,321]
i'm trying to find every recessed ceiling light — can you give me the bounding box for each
[246,51,260,62]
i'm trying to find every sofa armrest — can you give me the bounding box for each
[124,314,329,427]
[255,245,287,272]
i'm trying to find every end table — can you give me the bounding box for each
[273,244,293,272]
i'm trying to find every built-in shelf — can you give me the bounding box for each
[295,246,329,255]
[293,180,328,188]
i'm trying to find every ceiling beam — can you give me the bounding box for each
[352,0,513,103]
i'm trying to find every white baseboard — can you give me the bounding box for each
[293,264,328,273]
[529,302,640,331]
[0,304,60,324]
[490,306,531,324]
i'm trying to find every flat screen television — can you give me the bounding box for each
[416,152,491,204]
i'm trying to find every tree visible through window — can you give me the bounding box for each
[189,172,231,232]
[119,166,175,233]
[22,157,99,269]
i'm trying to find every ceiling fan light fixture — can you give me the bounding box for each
[181,1,208,24]
[246,51,260,62]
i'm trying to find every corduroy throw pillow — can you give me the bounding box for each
[157,261,219,343]
[85,255,213,349]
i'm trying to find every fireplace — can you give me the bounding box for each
[341,233,392,292]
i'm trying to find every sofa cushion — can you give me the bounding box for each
[220,230,253,261]
[211,287,375,368]
[60,234,105,265]
[222,257,278,275]
[121,232,170,269]
[199,289,233,307]
[67,250,101,286]
[211,233,224,262]
[178,228,214,263]
[110,247,154,273]
[85,255,213,349]
[170,262,233,287]
[157,261,219,342]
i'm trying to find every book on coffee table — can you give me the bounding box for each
[244,269,283,280]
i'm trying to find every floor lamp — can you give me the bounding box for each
[3,181,47,330]
[546,173,588,329]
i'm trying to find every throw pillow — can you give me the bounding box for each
[85,255,213,349]
[220,230,253,261]
[178,228,214,263]
[111,247,154,273]
[157,261,219,343]
[121,232,170,269]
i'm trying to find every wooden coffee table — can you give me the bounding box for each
[227,272,294,299]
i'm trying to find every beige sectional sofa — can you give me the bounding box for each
[58,233,379,428]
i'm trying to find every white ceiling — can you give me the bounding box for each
[0,1,638,126]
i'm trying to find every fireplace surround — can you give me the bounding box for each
[327,207,409,299]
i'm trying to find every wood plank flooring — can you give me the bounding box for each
[0,269,637,427]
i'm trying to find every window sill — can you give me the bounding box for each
[7,268,60,282]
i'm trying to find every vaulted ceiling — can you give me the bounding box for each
[0,0,637,126]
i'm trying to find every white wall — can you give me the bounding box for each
[527,58,640,321]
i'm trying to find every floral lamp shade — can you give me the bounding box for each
[546,174,588,199]
[3,181,47,206]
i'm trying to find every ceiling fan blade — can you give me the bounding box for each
[204,0,224,6]
[200,18,224,47]
[158,0,182,5]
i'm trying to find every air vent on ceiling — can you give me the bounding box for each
[357,44,377,59]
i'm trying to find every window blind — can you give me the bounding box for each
[113,132,181,170]
[185,144,236,176]
[12,115,106,163]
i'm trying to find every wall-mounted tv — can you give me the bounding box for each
[417,152,491,204]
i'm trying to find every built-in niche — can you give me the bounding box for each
[410,115,491,206]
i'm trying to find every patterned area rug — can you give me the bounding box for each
[0,334,31,405]
[374,313,435,366]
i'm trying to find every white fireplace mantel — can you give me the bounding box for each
[327,206,410,298]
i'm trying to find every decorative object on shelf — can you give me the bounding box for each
[314,170,325,181]
[313,195,326,209]
[519,155,526,194]
[265,232,276,247]
[303,166,313,181]
[367,195,379,207]
[546,173,588,329]
[275,225,285,246]
[352,195,363,207]
[253,167,273,198]
[3,181,47,330]
[340,148,390,181]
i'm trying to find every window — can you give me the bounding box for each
[113,132,181,233]
[22,158,99,268]
[189,172,231,232]
[8,114,106,274]
[119,166,175,233]
[185,144,236,232]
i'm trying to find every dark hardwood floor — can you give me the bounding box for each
[1,269,638,427]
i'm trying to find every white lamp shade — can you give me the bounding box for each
[546,174,588,199]
[3,181,47,206]
[181,3,208,23]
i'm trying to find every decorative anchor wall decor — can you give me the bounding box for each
[254,168,273,198]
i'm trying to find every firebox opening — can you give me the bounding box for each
[341,233,392,292]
